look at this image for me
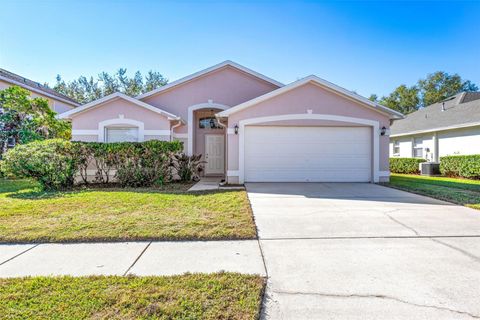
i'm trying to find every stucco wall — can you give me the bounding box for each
[225,82,391,182]
[390,125,480,160]
[438,126,480,156]
[71,98,170,130]
[140,66,279,120]
[71,97,171,142]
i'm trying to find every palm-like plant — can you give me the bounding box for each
[170,153,206,181]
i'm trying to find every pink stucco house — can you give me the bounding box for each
[59,61,403,183]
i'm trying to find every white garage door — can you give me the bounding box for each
[244,126,372,182]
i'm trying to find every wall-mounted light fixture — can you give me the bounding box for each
[380,126,387,136]
[234,124,239,135]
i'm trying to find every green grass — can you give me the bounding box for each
[0,179,257,242]
[388,174,480,210]
[0,273,264,320]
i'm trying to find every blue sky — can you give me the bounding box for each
[1,0,479,97]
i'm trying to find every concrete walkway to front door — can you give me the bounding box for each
[247,183,480,320]
[0,240,265,277]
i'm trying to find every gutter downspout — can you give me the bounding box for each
[170,118,183,142]
[216,116,228,183]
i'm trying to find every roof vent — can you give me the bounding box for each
[440,96,456,112]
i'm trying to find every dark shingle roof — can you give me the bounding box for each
[0,68,79,106]
[390,92,480,136]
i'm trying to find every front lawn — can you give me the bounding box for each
[0,179,256,242]
[388,174,480,210]
[0,273,264,320]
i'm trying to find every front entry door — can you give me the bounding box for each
[205,134,225,175]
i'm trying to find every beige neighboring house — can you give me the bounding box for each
[390,92,480,162]
[0,68,80,113]
[59,61,403,183]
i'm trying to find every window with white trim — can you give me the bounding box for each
[412,137,423,158]
[105,127,139,142]
[393,140,400,155]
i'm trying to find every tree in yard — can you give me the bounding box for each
[369,71,478,114]
[379,84,420,114]
[53,69,168,104]
[417,71,478,107]
[0,86,70,152]
[368,94,378,102]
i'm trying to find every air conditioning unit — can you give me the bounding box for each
[420,162,440,176]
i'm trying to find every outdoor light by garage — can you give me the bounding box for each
[234,124,239,134]
[380,126,387,136]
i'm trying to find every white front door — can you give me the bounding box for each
[205,134,225,175]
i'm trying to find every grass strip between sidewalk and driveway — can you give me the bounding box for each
[0,273,265,320]
[0,179,257,242]
[388,174,480,210]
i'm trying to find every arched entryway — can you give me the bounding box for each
[187,102,229,176]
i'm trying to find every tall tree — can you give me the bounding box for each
[369,71,478,114]
[53,69,168,104]
[379,85,420,114]
[0,86,71,152]
[368,94,378,102]
[417,71,479,107]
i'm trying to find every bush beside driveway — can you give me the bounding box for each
[0,179,256,242]
[388,174,480,210]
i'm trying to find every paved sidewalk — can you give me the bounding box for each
[0,240,265,277]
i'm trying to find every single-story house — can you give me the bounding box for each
[0,68,80,113]
[390,92,480,162]
[59,61,403,183]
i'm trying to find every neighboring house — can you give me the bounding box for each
[390,92,480,162]
[59,61,403,183]
[0,68,80,113]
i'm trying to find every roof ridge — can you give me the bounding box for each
[0,68,80,106]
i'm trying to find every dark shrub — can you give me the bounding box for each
[2,139,76,190]
[170,153,206,182]
[389,158,425,174]
[440,155,480,179]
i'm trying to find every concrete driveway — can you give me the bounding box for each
[246,183,480,320]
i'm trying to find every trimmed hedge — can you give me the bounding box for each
[1,139,192,190]
[72,140,183,187]
[390,157,425,174]
[440,155,480,179]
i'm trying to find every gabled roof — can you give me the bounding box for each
[136,60,284,100]
[0,68,80,107]
[390,92,480,137]
[58,92,180,120]
[217,75,404,119]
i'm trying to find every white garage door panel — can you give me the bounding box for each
[244,126,372,182]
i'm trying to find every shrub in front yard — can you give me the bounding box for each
[72,140,183,187]
[170,153,206,181]
[440,155,480,179]
[1,139,199,190]
[113,140,182,187]
[1,139,76,190]
[389,157,425,174]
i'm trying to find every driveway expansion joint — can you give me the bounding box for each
[272,290,480,319]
